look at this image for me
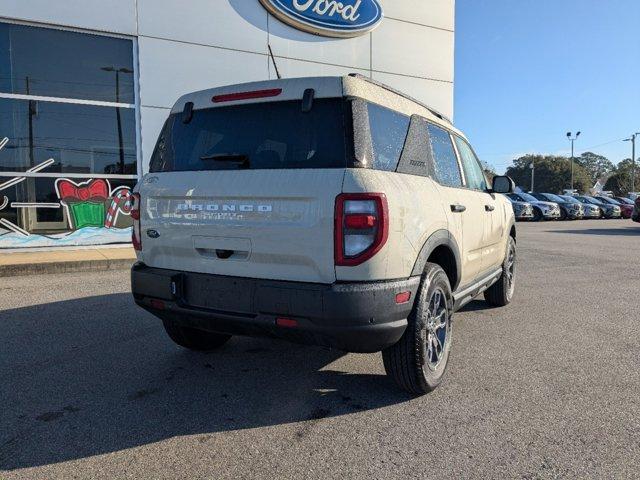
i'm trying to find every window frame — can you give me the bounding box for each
[0,18,141,179]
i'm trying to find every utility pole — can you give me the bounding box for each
[566,131,581,191]
[623,133,639,193]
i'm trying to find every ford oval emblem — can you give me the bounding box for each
[259,0,384,38]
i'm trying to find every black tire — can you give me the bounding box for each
[162,319,231,351]
[484,236,516,307]
[382,263,453,395]
[559,208,568,221]
[532,208,543,222]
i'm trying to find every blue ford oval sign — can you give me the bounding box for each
[259,0,384,38]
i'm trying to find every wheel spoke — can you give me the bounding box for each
[433,331,443,358]
[426,333,434,363]
[434,311,447,329]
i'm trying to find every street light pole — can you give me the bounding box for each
[101,66,133,174]
[530,159,535,192]
[566,131,581,191]
[623,133,639,193]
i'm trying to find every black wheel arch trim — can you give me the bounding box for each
[411,229,462,291]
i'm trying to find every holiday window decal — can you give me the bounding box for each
[0,136,135,248]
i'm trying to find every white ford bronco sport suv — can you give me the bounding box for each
[131,74,517,394]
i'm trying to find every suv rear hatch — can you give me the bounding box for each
[137,89,352,284]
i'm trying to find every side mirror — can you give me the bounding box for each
[492,175,515,194]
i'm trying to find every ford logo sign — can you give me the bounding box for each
[259,0,383,38]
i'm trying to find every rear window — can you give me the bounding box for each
[150,99,351,172]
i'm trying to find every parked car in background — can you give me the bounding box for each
[595,196,633,219]
[633,197,640,223]
[507,193,561,221]
[574,196,621,219]
[613,196,635,206]
[505,196,535,221]
[559,195,601,219]
[530,192,583,220]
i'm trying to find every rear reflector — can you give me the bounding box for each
[395,292,411,304]
[150,299,166,310]
[345,214,377,229]
[213,89,282,103]
[276,317,298,328]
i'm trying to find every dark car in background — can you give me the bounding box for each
[575,196,621,219]
[633,197,640,223]
[507,193,561,221]
[531,192,583,220]
[505,196,535,221]
[614,196,635,207]
[595,196,633,219]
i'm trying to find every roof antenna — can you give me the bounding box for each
[268,44,282,80]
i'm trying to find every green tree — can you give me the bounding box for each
[574,152,615,184]
[604,158,640,195]
[505,154,592,193]
[482,162,496,184]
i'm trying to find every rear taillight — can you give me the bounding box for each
[335,193,389,267]
[131,192,142,252]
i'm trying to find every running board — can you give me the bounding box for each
[452,268,502,311]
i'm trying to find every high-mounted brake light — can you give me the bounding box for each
[212,89,282,103]
[335,193,389,267]
[131,192,142,252]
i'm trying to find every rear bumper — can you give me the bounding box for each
[131,263,420,353]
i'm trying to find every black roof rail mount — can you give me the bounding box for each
[347,73,452,124]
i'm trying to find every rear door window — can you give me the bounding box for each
[366,102,410,171]
[150,99,351,172]
[427,124,463,187]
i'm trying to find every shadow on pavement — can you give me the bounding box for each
[0,294,412,471]
[548,226,640,236]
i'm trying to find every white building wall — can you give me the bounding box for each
[0,0,455,173]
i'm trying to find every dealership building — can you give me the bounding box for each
[0,0,455,249]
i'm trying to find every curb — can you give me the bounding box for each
[0,258,135,277]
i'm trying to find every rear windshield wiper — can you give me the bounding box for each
[200,153,250,163]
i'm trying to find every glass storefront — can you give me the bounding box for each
[0,21,137,248]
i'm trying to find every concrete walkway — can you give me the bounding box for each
[0,246,136,277]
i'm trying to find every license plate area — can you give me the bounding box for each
[183,273,255,314]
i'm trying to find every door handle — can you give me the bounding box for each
[451,204,466,213]
[485,205,496,212]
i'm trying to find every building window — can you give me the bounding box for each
[0,22,137,249]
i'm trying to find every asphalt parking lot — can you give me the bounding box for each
[1,220,639,479]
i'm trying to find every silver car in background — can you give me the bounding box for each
[559,195,601,219]
[507,193,561,221]
[504,196,535,221]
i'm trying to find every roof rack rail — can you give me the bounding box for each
[348,73,452,124]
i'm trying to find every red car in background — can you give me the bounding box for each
[634,197,640,223]
[595,196,633,219]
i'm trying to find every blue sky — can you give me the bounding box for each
[454,0,640,174]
